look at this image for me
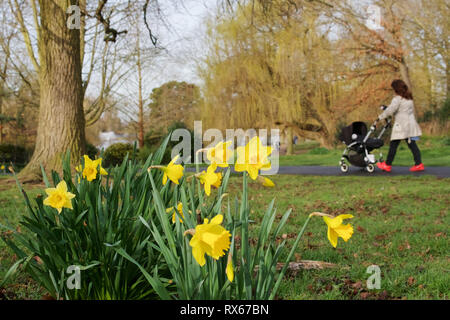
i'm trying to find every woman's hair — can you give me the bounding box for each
[391,79,413,100]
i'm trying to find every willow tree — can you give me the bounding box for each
[200,1,346,148]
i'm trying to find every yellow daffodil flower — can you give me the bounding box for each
[207,141,233,167]
[235,136,272,180]
[43,181,76,214]
[226,252,234,282]
[162,155,184,185]
[187,214,231,267]
[212,171,223,189]
[259,176,275,187]
[0,165,5,170]
[198,164,220,196]
[166,202,186,224]
[78,155,108,182]
[323,214,354,248]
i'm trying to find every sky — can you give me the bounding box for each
[146,0,215,87]
[83,0,215,123]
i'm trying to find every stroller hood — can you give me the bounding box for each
[339,122,367,145]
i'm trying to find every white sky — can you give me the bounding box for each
[146,0,215,87]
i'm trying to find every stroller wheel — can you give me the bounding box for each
[340,163,349,173]
[366,163,375,173]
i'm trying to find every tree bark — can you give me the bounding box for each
[286,126,293,155]
[18,0,85,182]
[399,58,413,93]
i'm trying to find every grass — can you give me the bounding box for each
[0,179,46,299]
[225,174,449,299]
[0,173,449,300]
[279,135,450,167]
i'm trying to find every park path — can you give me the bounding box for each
[274,166,450,178]
[186,166,450,178]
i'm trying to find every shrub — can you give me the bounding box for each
[85,142,99,159]
[103,143,135,167]
[143,122,195,164]
[437,98,450,124]
[443,137,450,146]
[144,130,162,148]
[0,144,29,165]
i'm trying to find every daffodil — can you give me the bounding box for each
[212,171,223,189]
[198,163,221,196]
[43,181,76,214]
[235,136,272,180]
[322,214,354,248]
[166,202,185,224]
[0,165,5,170]
[259,176,275,187]
[186,214,231,267]
[207,141,233,167]
[78,155,108,181]
[226,252,234,282]
[161,155,184,185]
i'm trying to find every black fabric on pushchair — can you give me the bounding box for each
[338,122,367,145]
[366,138,384,151]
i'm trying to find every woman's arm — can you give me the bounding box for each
[379,96,401,120]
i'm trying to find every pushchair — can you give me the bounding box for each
[338,106,392,173]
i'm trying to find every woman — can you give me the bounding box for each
[377,79,425,172]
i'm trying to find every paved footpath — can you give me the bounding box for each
[187,166,450,178]
[274,166,450,178]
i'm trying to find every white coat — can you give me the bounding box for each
[379,95,422,141]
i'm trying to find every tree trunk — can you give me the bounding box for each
[19,0,85,182]
[286,126,293,155]
[399,59,413,93]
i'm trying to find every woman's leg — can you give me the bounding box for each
[386,140,401,165]
[406,139,422,165]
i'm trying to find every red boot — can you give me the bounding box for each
[409,163,425,172]
[377,162,392,172]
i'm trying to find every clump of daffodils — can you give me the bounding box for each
[39,139,354,297]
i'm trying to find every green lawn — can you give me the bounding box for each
[226,174,449,299]
[279,135,450,167]
[1,173,449,300]
[0,180,45,299]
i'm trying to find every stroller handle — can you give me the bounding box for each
[374,105,389,125]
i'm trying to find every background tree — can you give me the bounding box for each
[148,81,201,134]
[5,0,168,181]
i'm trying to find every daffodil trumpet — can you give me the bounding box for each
[235,136,272,180]
[148,155,184,185]
[184,214,231,266]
